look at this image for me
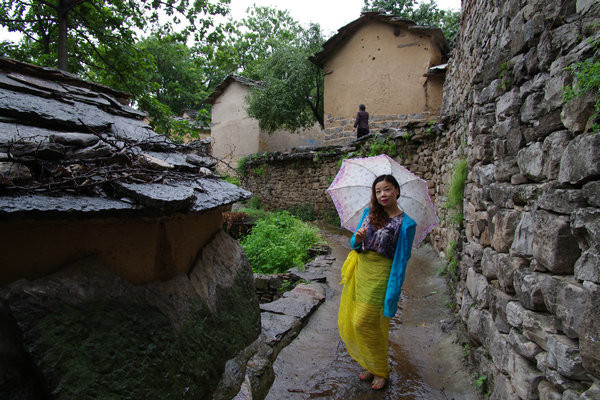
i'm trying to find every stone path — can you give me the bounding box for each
[263,228,482,400]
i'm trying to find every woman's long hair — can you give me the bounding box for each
[369,174,401,230]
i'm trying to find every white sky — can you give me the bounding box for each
[0,0,462,43]
[228,0,462,37]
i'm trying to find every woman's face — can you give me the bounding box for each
[375,180,399,207]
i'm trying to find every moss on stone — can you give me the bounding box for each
[20,277,260,400]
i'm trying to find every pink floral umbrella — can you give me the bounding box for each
[327,154,439,249]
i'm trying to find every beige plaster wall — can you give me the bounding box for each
[211,82,261,170]
[322,21,444,124]
[259,123,325,152]
[0,209,224,286]
[211,82,325,172]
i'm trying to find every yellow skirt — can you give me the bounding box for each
[338,250,392,378]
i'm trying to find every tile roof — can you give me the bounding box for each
[310,12,450,68]
[0,57,250,219]
[203,74,262,105]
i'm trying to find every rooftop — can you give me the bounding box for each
[0,57,250,220]
[310,12,450,68]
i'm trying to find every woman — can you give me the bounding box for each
[338,174,417,390]
[354,104,370,139]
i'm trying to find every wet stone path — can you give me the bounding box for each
[264,227,481,400]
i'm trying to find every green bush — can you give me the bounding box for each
[322,207,341,226]
[240,211,321,274]
[221,175,241,186]
[439,240,460,307]
[364,135,397,157]
[236,156,251,178]
[287,203,316,221]
[248,196,261,210]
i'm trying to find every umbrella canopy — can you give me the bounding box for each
[327,154,439,249]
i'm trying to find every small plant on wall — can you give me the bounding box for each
[445,158,468,225]
[564,31,600,133]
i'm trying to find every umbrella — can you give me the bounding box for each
[327,154,439,249]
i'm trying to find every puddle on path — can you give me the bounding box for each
[265,225,481,400]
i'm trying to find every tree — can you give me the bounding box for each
[363,0,461,46]
[197,5,305,86]
[245,24,325,132]
[1,0,229,138]
[0,0,229,73]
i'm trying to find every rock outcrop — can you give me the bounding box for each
[0,230,261,399]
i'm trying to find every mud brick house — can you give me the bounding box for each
[310,12,450,144]
[204,74,325,172]
[0,57,260,398]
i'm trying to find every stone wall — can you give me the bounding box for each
[241,123,463,253]
[323,111,439,145]
[440,0,600,398]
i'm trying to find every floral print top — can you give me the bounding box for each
[360,213,404,260]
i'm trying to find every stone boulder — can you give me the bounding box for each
[579,286,600,379]
[0,230,261,399]
[542,276,586,339]
[517,142,544,182]
[510,212,534,257]
[582,181,600,207]
[541,130,570,180]
[491,209,521,253]
[574,249,600,283]
[532,210,581,274]
[546,334,587,380]
[514,270,547,311]
[558,133,600,184]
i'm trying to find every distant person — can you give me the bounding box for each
[354,104,369,139]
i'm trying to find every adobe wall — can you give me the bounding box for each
[0,209,224,285]
[321,20,444,145]
[211,82,325,172]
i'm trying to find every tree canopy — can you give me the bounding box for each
[0,0,229,72]
[362,0,461,46]
[0,2,325,137]
[245,23,325,132]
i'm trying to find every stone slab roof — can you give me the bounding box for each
[203,74,262,105]
[0,57,251,219]
[310,12,450,68]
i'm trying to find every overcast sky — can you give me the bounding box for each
[0,0,462,43]
[229,0,462,37]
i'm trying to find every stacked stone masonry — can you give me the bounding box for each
[442,0,600,399]
[241,1,600,398]
[324,111,440,145]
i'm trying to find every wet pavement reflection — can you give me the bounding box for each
[265,225,480,400]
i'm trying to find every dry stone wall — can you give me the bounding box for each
[324,111,439,145]
[440,0,600,398]
[239,1,600,398]
[241,125,462,254]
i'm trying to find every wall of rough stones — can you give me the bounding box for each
[240,1,600,398]
[440,0,600,398]
[323,111,439,145]
[241,124,463,254]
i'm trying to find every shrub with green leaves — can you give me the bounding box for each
[240,211,321,274]
[288,203,316,221]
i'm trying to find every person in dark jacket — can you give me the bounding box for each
[354,104,369,139]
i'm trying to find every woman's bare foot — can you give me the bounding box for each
[371,376,387,390]
[359,371,374,381]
